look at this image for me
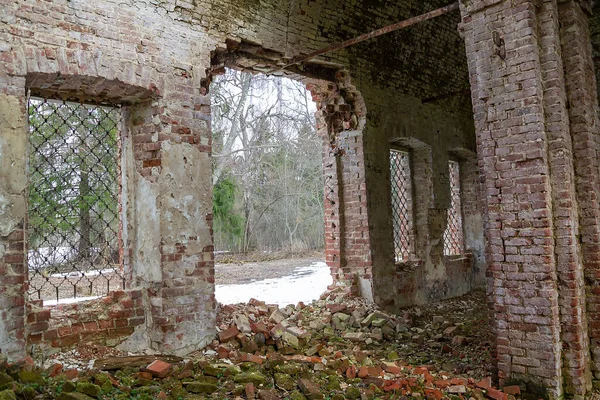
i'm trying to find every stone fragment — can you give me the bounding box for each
[503,385,521,395]
[345,386,361,400]
[76,382,101,399]
[0,373,13,387]
[258,389,281,400]
[275,373,296,390]
[297,378,324,400]
[443,326,458,336]
[204,365,224,377]
[452,335,467,345]
[448,385,466,394]
[270,323,287,339]
[18,370,44,385]
[186,382,218,394]
[343,332,366,342]
[57,393,94,400]
[233,371,267,386]
[234,313,252,333]
[270,309,286,324]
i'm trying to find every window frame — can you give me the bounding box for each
[443,158,465,256]
[389,145,416,263]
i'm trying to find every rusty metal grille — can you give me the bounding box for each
[444,160,464,255]
[390,149,414,262]
[27,97,124,303]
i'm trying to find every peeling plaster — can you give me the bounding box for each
[133,178,162,283]
[159,142,211,249]
[0,95,27,195]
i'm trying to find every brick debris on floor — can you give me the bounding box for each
[0,288,558,399]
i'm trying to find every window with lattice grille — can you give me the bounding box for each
[444,160,464,256]
[390,149,414,262]
[27,97,125,303]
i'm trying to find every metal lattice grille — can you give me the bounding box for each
[444,160,464,256]
[390,149,414,262]
[27,98,124,303]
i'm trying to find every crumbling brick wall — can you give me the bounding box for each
[27,290,145,353]
[1,0,483,366]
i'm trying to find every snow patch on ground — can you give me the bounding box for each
[43,295,101,306]
[50,268,117,278]
[215,261,332,307]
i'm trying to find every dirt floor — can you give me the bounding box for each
[215,251,325,285]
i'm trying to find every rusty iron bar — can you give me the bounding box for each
[278,2,460,71]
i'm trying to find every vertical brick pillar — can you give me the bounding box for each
[0,78,27,360]
[538,1,592,396]
[338,131,373,300]
[127,75,216,355]
[319,117,345,284]
[311,80,372,298]
[460,1,564,397]
[558,0,600,388]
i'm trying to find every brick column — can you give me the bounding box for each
[538,0,592,396]
[127,75,216,355]
[338,130,373,300]
[460,1,564,397]
[0,78,27,361]
[310,77,372,298]
[320,123,345,285]
[558,0,600,388]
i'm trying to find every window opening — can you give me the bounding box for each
[444,160,464,255]
[390,149,414,262]
[27,97,124,303]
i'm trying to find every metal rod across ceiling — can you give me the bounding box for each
[280,1,460,71]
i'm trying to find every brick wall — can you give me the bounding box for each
[27,290,144,352]
[460,0,600,397]
[559,1,600,389]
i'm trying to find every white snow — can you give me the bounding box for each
[43,295,101,307]
[50,268,117,278]
[215,261,332,307]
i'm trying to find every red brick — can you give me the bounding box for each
[218,326,240,342]
[503,386,520,396]
[146,360,172,378]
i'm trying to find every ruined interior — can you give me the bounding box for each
[2,0,600,398]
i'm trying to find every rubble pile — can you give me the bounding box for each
[0,288,558,399]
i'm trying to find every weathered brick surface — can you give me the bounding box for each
[460,0,600,397]
[559,1,600,388]
[27,290,145,350]
[460,1,563,398]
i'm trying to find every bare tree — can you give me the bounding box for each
[211,69,324,253]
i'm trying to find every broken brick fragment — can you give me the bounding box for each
[503,385,521,396]
[297,378,324,400]
[486,387,508,400]
[146,360,172,378]
[218,326,240,342]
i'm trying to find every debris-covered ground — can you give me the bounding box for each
[0,288,581,400]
